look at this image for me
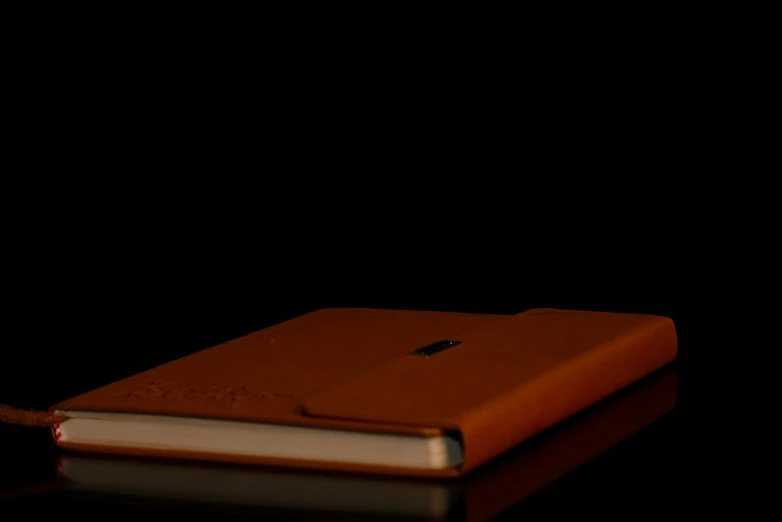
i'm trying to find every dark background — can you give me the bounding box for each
[0,92,748,511]
[0,29,753,515]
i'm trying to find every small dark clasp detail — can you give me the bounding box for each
[411,340,462,357]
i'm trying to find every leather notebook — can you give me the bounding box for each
[50,307,677,478]
[55,369,678,520]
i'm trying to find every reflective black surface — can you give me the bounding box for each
[1,304,736,518]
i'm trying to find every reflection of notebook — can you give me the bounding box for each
[57,368,678,521]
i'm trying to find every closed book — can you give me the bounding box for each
[51,307,677,477]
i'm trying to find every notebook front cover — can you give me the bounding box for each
[53,308,506,427]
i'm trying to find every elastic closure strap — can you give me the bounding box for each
[0,404,69,427]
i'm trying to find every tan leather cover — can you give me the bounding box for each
[52,307,677,477]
